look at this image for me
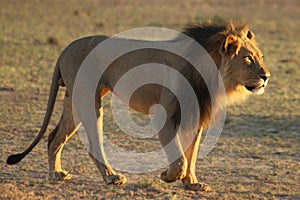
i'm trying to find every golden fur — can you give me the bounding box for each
[7,21,270,191]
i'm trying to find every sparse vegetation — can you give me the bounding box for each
[0,0,299,199]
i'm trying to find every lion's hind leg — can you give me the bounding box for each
[89,151,126,185]
[85,89,126,185]
[48,92,80,181]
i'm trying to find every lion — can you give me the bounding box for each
[7,21,270,191]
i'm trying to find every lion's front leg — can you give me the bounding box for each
[158,119,188,183]
[180,127,211,191]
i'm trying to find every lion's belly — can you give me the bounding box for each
[112,84,163,115]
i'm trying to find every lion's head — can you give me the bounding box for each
[184,22,270,104]
[219,26,270,96]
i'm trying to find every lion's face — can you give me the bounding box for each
[220,30,270,96]
[232,44,270,95]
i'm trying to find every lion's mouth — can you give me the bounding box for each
[245,86,257,91]
[244,83,266,95]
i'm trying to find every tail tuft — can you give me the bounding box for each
[7,153,25,165]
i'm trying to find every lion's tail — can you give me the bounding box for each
[7,63,61,165]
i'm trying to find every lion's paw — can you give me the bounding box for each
[104,174,126,185]
[160,168,186,183]
[184,182,211,191]
[49,171,71,182]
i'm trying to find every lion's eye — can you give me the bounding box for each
[244,56,254,63]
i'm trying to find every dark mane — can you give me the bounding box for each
[183,21,249,53]
[178,21,250,129]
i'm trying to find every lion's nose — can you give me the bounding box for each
[260,75,268,81]
[260,72,270,82]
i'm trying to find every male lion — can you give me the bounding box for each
[7,21,270,191]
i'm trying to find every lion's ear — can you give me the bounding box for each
[241,25,255,40]
[247,30,255,40]
[220,34,241,56]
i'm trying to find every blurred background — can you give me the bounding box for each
[0,0,299,199]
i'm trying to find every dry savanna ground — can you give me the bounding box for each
[0,0,299,199]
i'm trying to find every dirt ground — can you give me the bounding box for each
[0,0,299,199]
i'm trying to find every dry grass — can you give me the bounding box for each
[1,0,299,199]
